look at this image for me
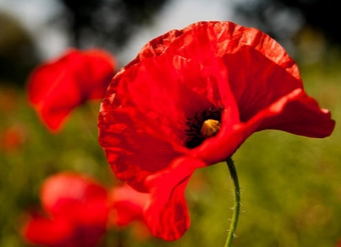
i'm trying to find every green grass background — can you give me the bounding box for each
[0,55,340,247]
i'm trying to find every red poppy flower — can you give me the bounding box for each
[27,48,116,132]
[98,21,335,241]
[22,172,109,247]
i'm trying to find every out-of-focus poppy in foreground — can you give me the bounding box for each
[22,172,109,247]
[21,172,151,246]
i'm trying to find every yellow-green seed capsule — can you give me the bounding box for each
[200,119,221,139]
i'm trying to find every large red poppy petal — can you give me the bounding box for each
[123,21,310,125]
[170,21,333,138]
[162,22,303,122]
[145,179,190,241]
[192,88,335,164]
[116,55,223,142]
[123,29,184,70]
[223,46,301,122]
[254,88,335,137]
[143,157,205,241]
[99,108,182,191]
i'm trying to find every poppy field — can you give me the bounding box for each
[0,22,341,247]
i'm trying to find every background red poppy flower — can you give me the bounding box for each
[110,184,149,228]
[0,125,26,152]
[109,184,151,239]
[28,48,116,132]
[22,172,109,247]
[98,21,335,240]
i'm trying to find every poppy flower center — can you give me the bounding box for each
[185,106,223,148]
[201,119,221,138]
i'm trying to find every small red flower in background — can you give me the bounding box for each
[98,21,335,241]
[22,173,151,246]
[27,48,116,132]
[110,184,148,227]
[110,184,151,239]
[0,125,26,152]
[22,172,109,247]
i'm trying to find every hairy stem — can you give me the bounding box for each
[224,157,241,247]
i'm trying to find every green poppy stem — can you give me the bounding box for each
[224,157,241,247]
